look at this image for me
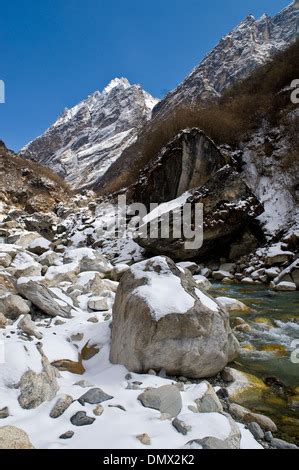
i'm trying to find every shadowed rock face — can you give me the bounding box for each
[136,166,264,261]
[128,128,228,208]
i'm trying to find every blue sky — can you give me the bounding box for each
[0,0,290,150]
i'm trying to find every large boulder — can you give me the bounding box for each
[136,166,263,260]
[110,257,239,378]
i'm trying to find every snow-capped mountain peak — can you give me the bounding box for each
[103,77,131,94]
[20,78,158,189]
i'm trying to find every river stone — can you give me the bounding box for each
[78,388,113,405]
[70,411,95,427]
[247,422,264,440]
[229,404,277,432]
[196,383,223,413]
[0,426,34,449]
[274,282,296,292]
[110,257,239,379]
[271,438,298,450]
[138,385,182,418]
[50,395,73,419]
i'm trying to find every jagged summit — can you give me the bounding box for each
[153,2,298,117]
[20,78,158,189]
[103,77,131,93]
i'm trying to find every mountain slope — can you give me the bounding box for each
[153,2,298,118]
[98,2,298,196]
[20,78,158,189]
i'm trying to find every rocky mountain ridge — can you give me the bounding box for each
[153,2,298,118]
[20,78,158,189]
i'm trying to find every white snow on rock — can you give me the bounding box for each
[131,257,195,321]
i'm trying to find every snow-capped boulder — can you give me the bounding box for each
[274,281,296,292]
[110,256,239,378]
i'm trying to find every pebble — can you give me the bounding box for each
[50,395,73,419]
[172,418,192,436]
[247,422,265,440]
[59,431,74,440]
[78,388,113,405]
[0,407,9,419]
[137,433,151,446]
[93,405,104,416]
[70,411,95,427]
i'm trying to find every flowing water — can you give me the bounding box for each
[211,283,299,444]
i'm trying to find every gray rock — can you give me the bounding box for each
[70,411,95,427]
[138,385,182,418]
[0,294,30,320]
[78,388,113,405]
[247,422,264,440]
[229,403,277,432]
[271,438,298,450]
[18,345,59,409]
[172,418,192,435]
[59,431,74,440]
[196,383,223,413]
[186,437,232,449]
[18,314,43,340]
[221,367,235,383]
[17,279,72,318]
[50,395,73,419]
[110,257,239,379]
[0,407,9,419]
[265,431,273,442]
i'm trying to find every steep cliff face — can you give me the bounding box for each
[20,78,158,189]
[128,128,227,208]
[153,3,298,118]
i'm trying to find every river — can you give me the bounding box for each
[210,283,299,444]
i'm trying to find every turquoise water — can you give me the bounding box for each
[210,283,299,443]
